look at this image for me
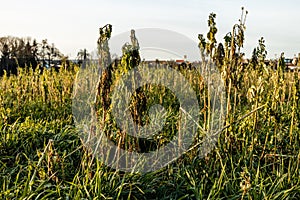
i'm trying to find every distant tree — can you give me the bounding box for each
[0,36,64,75]
[0,43,9,75]
[77,49,90,66]
[31,39,39,71]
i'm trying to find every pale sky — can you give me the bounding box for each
[1,0,299,59]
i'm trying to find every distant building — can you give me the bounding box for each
[175,59,185,64]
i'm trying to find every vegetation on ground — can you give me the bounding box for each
[1,8,300,199]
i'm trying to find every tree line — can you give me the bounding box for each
[0,36,64,76]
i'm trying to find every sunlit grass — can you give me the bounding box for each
[0,62,300,199]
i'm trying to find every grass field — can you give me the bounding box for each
[0,60,300,199]
[1,8,300,199]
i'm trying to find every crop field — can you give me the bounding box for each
[1,10,300,200]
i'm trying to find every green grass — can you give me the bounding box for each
[1,63,300,199]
